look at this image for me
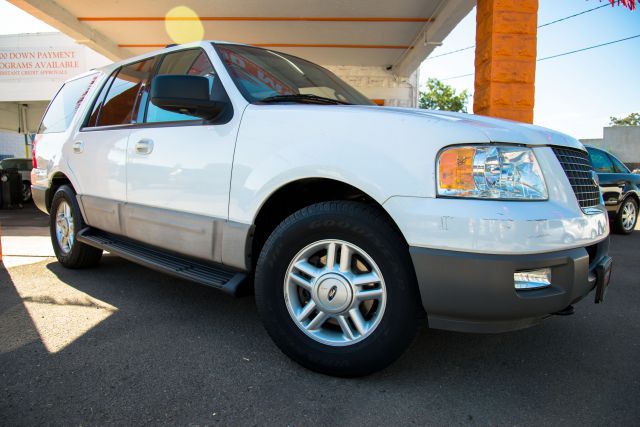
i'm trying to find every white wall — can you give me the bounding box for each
[327,65,419,108]
[0,32,110,102]
[581,126,640,168]
[0,32,111,135]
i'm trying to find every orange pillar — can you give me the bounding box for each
[474,0,538,123]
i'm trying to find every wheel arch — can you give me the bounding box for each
[46,172,75,212]
[625,190,640,206]
[249,177,407,270]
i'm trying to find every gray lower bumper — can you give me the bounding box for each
[410,238,610,333]
[31,185,49,214]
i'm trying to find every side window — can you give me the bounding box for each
[85,70,117,127]
[96,58,156,127]
[608,154,629,173]
[588,149,615,173]
[38,73,99,134]
[145,49,221,123]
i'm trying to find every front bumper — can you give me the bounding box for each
[410,237,610,333]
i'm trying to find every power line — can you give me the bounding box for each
[438,33,640,81]
[426,4,610,60]
[426,45,475,60]
[441,73,474,81]
[538,3,609,28]
[538,33,640,61]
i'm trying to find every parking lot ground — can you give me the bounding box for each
[1,206,639,426]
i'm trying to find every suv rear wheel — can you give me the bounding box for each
[255,201,419,376]
[50,185,102,268]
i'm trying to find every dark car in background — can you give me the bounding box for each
[586,146,639,234]
[0,157,32,202]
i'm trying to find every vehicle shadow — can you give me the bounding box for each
[0,264,47,355]
[1,234,638,424]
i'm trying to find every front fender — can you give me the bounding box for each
[228,104,489,224]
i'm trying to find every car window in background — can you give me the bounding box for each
[38,73,99,134]
[145,49,219,123]
[96,58,156,127]
[588,148,615,173]
[0,159,30,169]
[608,153,630,173]
[215,44,374,105]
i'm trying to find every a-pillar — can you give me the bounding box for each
[473,0,538,123]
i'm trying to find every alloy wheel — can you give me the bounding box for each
[621,200,637,231]
[283,239,387,346]
[55,200,75,254]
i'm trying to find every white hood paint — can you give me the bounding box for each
[351,105,585,150]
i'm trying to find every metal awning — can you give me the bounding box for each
[8,0,474,77]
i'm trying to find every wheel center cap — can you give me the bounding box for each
[313,273,353,314]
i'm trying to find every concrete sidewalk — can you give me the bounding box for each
[1,204,54,268]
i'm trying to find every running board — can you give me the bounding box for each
[77,228,247,296]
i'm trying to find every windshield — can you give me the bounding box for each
[214,44,374,106]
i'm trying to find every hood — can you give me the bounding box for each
[349,106,585,150]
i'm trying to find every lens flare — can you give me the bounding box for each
[165,6,204,44]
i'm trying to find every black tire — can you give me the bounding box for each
[50,185,102,268]
[612,197,638,235]
[255,201,420,377]
[21,181,32,203]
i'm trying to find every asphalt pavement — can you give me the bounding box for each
[1,205,638,425]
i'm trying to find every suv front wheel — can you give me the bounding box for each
[255,201,419,376]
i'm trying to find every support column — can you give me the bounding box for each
[473,0,538,123]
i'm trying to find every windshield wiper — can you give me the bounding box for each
[259,94,351,105]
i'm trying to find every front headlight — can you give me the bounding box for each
[437,145,548,200]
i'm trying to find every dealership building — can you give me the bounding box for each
[0,31,109,159]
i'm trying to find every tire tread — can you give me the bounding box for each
[50,185,102,269]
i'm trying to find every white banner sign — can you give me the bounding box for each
[0,46,84,80]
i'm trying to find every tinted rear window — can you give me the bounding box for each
[96,58,156,127]
[39,73,99,134]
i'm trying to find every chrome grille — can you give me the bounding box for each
[552,147,600,209]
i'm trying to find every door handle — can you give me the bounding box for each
[72,140,83,154]
[135,139,154,155]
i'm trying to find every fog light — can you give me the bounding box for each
[514,268,551,290]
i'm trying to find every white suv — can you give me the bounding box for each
[32,42,612,376]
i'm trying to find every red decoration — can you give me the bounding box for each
[608,0,636,10]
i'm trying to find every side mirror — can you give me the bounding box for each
[150,75,227,120]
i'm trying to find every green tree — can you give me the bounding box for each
[609,112,640,126]
[419,78,469,113]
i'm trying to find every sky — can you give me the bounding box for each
[419,0,640,139]
[0,1,56,33]
[0,0,638,139]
